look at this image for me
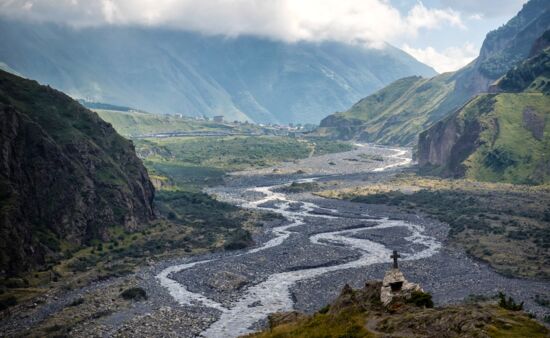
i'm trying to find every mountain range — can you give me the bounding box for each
[318,0,550,145]
[0,19,435,124]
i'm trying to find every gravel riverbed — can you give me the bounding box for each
[3,144,548,337]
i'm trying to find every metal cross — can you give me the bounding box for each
[391,250,401,269]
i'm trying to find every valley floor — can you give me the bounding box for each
[2,145,549,337]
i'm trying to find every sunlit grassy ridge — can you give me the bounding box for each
[317,74,461,145]
[95,109,235,136]
[464,93,550,184]
[342,74,456,144]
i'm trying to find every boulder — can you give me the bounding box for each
[207,271,248,291]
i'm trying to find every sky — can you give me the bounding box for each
[0,0,529,73]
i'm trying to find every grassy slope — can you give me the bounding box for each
[95,109,235,136]
[319,73,458,145]
[465,93,550,184]
[144,136,310,168]
[419,48,550,184]
[252,306,547,338]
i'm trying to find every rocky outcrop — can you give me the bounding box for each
[476,0,550,80]
[252,280,548,337]
[529,30,550,56]
[318,115,364,140]
[0,70,155,275]
[328,281,383,314]
[380,268,423,306]
[523,107,545,140]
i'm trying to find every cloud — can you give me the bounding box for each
[0,0,464,45]
[401,42,478,73]
[406,2,464,31]
[468,13,483,21]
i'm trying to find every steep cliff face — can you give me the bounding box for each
[319,0,550,145]
[417,96,493,177]
[0,70,155,275]
[417,47,550,184]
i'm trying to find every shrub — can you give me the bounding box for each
[318,304,330,314]
[0,296,17,311]
[498,292,523,311]
[534,294,550,308]
[224,229,252,251]
[43,324,64,333]
[121,287,147,301]
[68,297,84,307]
[3,278,28,288]
[483,148,517,172]
[406,291,434,308]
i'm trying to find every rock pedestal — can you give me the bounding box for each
[380,268,422,306]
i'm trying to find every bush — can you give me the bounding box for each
[281,181,320,193]
[3,278,28,288]
[318,304,330,314]
[498,292,523,311]
[534,294,550,308]
[68,297,84,307]
[483,148,517,171]
[224,229,252,251]
[406,291,434,308]
[121,287,147,301]
[0,296,17,311]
